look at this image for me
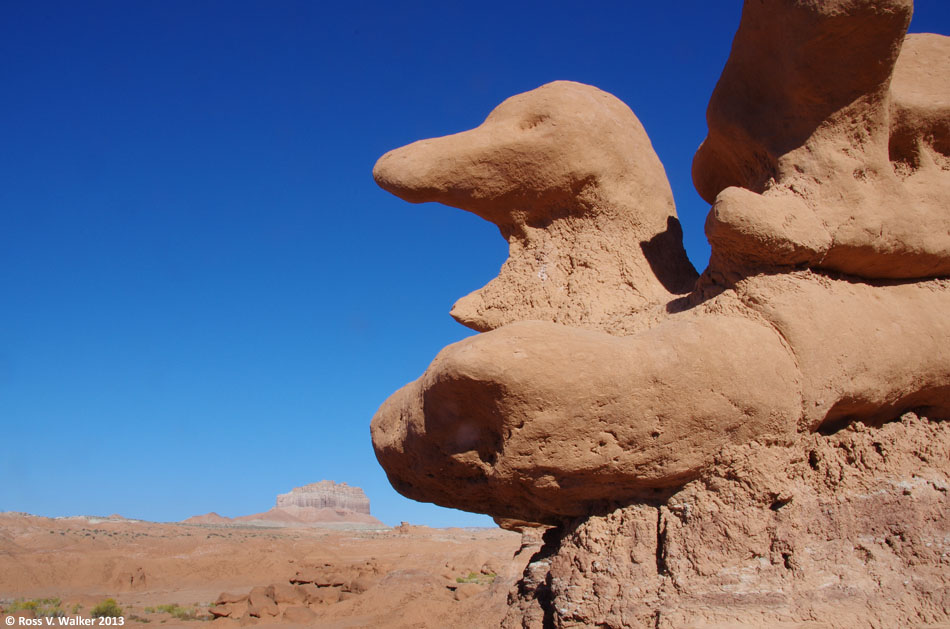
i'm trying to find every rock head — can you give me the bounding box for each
[374,81,697,336]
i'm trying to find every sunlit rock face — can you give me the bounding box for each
[694,0,950,280]
[276,481,371,514]
[370,1,950,624]
[373,80,698,337]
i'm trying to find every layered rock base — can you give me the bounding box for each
[504,413,950,628]
[276,480,371,513]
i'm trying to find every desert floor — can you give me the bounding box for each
[0,512,526,628]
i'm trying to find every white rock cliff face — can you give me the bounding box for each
[276,481,371,514]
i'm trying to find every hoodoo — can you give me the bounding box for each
[371,0,950,626]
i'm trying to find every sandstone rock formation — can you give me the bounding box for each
[183,481,385,529]
[371,0,950,626]
[276,480,371,514]
[371,81,950,524]
[205,540,525,626]
[502,413,950,628]
[374,81,698,336]
[694,0,950,280]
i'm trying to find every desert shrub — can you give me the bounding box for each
[90,598,122,618]
[155,603,202,620]
[8,598,63,617]
[455,571,497,585]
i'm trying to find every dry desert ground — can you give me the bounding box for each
[0,512,528,628]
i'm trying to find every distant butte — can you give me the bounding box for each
[183,481,387,529]
[276,480,371,513]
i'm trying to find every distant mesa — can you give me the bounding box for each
[182,481,386,530]
[276,480,371,514]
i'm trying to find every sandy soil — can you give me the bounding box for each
[0,512,527,628]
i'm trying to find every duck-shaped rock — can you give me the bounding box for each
[370,0,950,525]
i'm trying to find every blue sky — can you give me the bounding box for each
[2,2,947,528]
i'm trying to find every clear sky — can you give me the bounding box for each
[2,2,948,528]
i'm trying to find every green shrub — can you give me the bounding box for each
[455,571,497,585]
[90,598,122,618]
[154,604,200,620]
[8,598,63,617]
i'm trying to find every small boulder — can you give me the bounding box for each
[247,585,275,608]
[245,586,278,618]
[315,571,346,587]
[294,583,319,602]
[270,582,303,605]
[246,604,278,619]
[208,604,232,618]
[282,606,317,623]
[289,569,318,585]
[215,592,247,605]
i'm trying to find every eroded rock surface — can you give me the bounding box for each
[502,414,950,628]
[371,0,950,626]
[374,81,698,336]
[276,480,371,514]
[694,0,950,279]
[371,73,950,524]
[374,270,950,524]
